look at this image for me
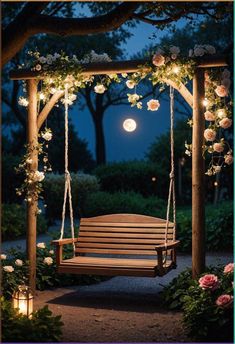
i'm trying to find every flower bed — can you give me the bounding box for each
[162,263,234,342]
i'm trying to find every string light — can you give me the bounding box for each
[202,98,209,107]
[214,181,218,187]
[39,93,45,100]
[172,65,180,74]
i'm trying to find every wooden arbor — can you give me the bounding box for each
[10,55,228,292]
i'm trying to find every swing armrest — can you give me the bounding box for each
[51,238,78,246]
[155,240,180,252]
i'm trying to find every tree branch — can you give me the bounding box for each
[2,2,139,66]
[37,90,64,129]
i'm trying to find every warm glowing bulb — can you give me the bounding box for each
[214,181,218,187]
[123,118,137,132]
[202,98,209,107]
[39,93,45,100]
[172,65,180,74]
[152,177,156,182]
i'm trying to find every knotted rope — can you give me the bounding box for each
[59,85,75,255]
[164,86,176,246]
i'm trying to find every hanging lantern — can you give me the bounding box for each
[12,285,33,318]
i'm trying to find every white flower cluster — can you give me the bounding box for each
[61,94,77,106]
[41,128,53,141]
[94,84,106,94]
[33,171,45,182]
[81,50,112,63]
[18,96,29,107]
[189,45,216,57]
[127,93,142,109]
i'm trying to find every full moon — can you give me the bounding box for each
[123,118,137,132]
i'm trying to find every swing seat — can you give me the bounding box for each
[52,214,180,278]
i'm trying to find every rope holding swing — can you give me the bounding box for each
[164,85,176,246]
[59,84,75,255]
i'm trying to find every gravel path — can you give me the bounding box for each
[34,253,233,343]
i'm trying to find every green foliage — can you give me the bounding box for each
[43,173,100,221]
[93,161,162,197]
[2,204,47,241]
[1,297,63,342]
[83,191,166,218]
[176,201,233,252]
[162,266,234,341]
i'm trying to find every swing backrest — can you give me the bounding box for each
[75,214,175,257]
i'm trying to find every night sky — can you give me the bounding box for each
[70,18,189,162]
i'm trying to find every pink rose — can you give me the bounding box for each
[216,294,233,308]
[213,143,224,153]
[224,263,234,274]
[171,54,177,60]
[147,99,160,111]
[224,154,233,165]
[204,111,215,121]
[204,128,216,142]
[215,85,228,97]
[219,118,232,129]
[152,53,165,67]
[199,274,219,291]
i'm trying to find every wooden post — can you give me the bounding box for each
[192,68,205,279]
[26,79,38,293]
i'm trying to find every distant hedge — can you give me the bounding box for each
[43,173,100,221]
[2,204,47,241]
[93,160,167,197]
[83,191,167,218]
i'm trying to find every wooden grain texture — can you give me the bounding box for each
[192,68,205,278]
[26,79,38,294]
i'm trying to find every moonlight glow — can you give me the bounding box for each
[123,118,137,132]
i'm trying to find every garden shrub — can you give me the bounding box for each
[83,191,166,218]
[43,173,100,221]
[1,245,108,299]
[93,160,167,197]
[1,297,63,342]
[176,201,233,252]
[2,204,47,241]
[162,264,234,342]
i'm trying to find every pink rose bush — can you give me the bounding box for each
[224,263,234,274]
[199,274,219,291]
[216,294,233,308]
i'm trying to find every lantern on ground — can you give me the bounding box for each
[12,285,33,318]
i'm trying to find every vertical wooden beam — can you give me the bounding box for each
[26,79,38,293]
[192,68,205,279]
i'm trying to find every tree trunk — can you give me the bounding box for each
[93,113,106,165]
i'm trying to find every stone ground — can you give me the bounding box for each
[33,253,233,343]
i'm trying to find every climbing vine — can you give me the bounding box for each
[16,46,233,207]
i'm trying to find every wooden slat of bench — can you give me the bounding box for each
[79,227,173,233]
[81,222,174,228]
[76,243,159,250]
[79,232,173,239]
[75,248,156,255]
[81,214,169,223]
[77,238,170,244]
[62,256,158,268]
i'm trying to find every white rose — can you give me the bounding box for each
[1,254,7,260]
[33,171,45,182]
[94,84,106,94]
[147,99,160,111]
[49,250,54,255]
[43,257,53,265]
[15,259,23,266]
[3,266,14,272]
[204,45,216,54]
[53,53,61,59]
[18,97,29,107]
[126,80,136,89]
[38,56,47,64]
[204,128,216,142]
[170,46,180,55]
[46,55,53,65]
[37,242,46,249]
[194,46,205,57]
[224,154,233,165]
[127,93,140,103]
[35,64,42,71]
[42,131,52,141]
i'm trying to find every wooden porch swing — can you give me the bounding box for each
[51,85,179,278]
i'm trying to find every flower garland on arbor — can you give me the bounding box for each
[16,46,233,209]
